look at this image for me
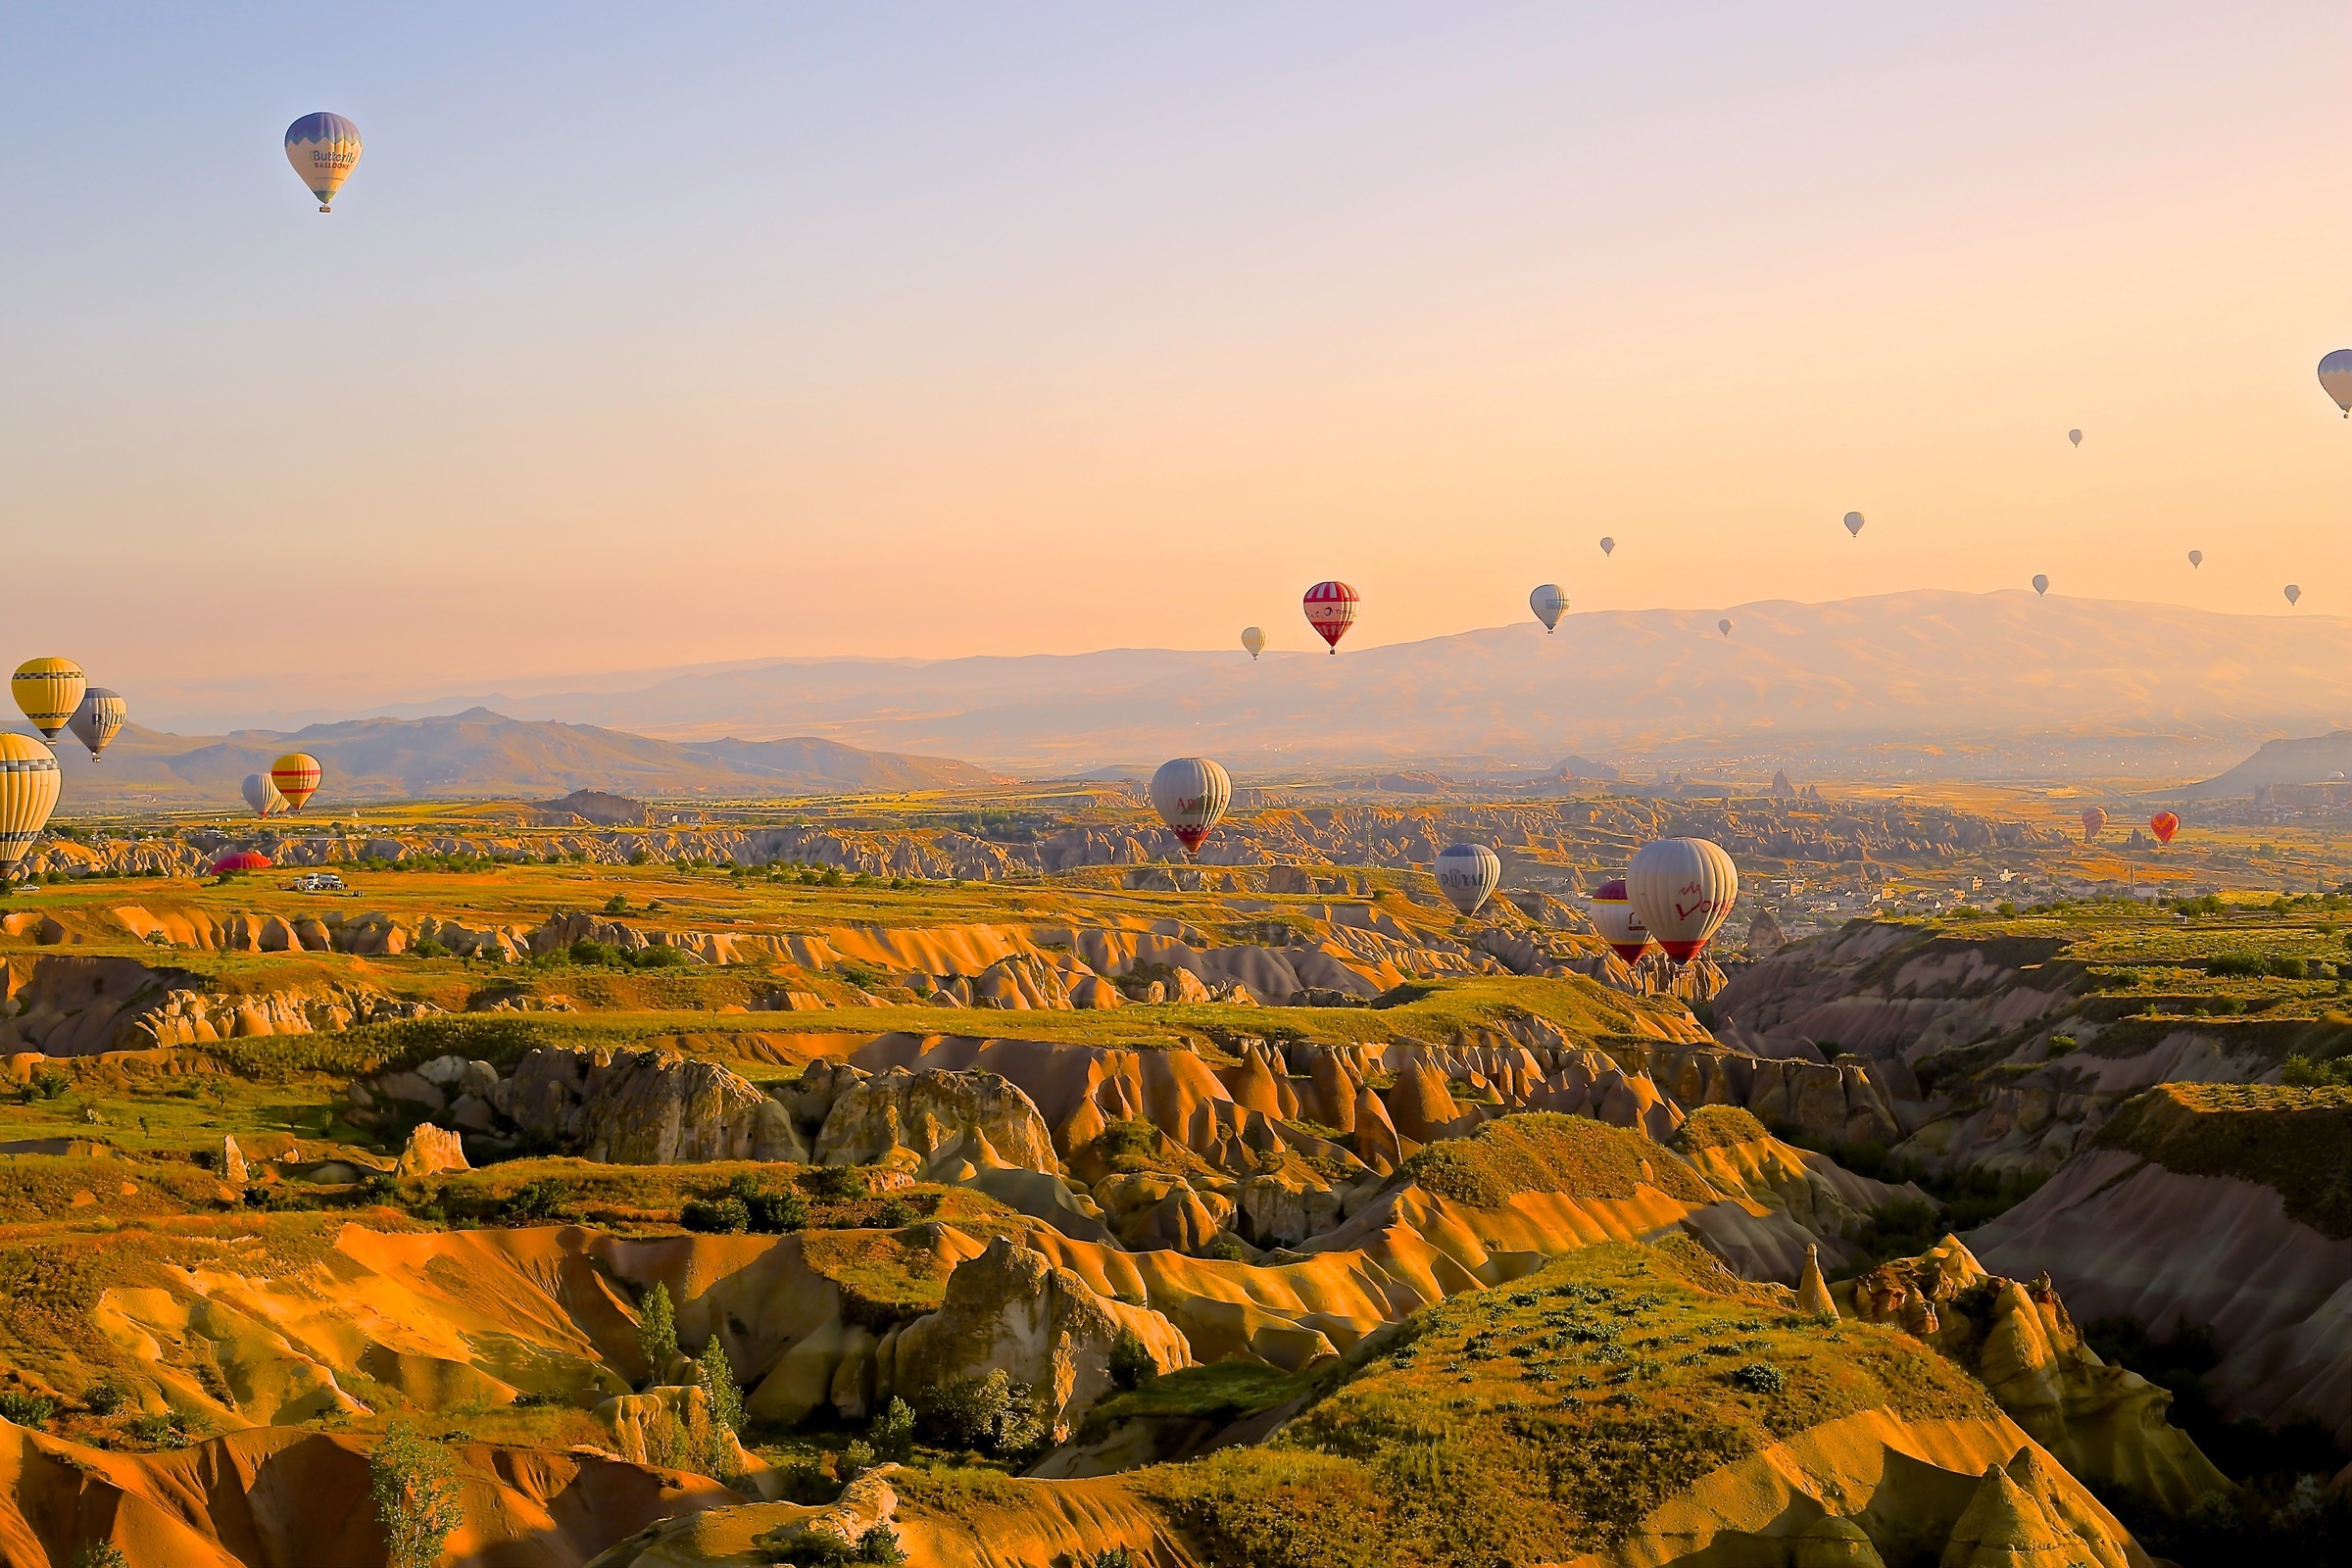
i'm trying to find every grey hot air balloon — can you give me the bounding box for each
[242,772,287,819]
[2068,428,2082,447]
[2187,550,2203,568]
[2285,583,2303,607]
[2320,350,2352,416]
[1718,617,1734,637]
[1529,584,1568,632]
[1843,511,1863,538]
[1434,843,1501,916]
[1598,536,1615,557]
[2032,574,2049,596]
[68,688,125,762]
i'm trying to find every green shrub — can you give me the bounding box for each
[1204,1235,1250,1263]
[411,940,451,959]
[499,1178,576,1225]
[876,1198,916,1228]
[81,1381,124,1416]
[868,1396,915,1463]
[808,1166,866,1201]
[839,1438,875,1478]
[1108,1330,1159,1393]
[681,1196,751,1234]
[71,1545,129,1568]
[0,1391,56,1426]
[1729,1362,1787,1395]
[368,1420,465,1568]
[916,1370,1047,1458]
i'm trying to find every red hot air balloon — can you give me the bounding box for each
[1302,581,1359,653]
[2149,811,2180,847]
[208,851,273,875]
[2080,807,2108,843]
[1586,879,1651,963]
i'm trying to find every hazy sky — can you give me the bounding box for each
[5,4,2350,707]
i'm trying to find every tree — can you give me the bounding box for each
[368,1420,465,1568]
[696,1333,743,1441]
[637,1283,678,1387]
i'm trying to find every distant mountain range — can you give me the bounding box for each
[53,709,1000,811]
[332,590,2352,776]
[2178,731,2352,800]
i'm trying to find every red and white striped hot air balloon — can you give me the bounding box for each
[1628,838,1739,965]
[1587,879,1651,963]
[1302,581,1358,654]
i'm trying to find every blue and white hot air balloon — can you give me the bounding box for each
[285,113,362,212]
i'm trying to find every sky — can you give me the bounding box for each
[3,3,2350,717]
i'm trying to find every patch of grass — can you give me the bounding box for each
[1668,1105,1769,1153]
[2095,1083,2352,1239]
[1400,1113,1715,1209]
[1082,1362,1314,1437]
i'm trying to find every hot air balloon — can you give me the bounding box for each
[1530,584,1568,632]
[1627,838,1739,965]
[2285,584,2302,607]
[0,735,60,881]
[242,773,287,818]
[1587,879,1651,963]
[2032,574,2049,596]
[1241,626,1266,661]
[1301,582,1358,654]
[2080,807,2107,843]
[1843,512,1864,538]
[270,753,321,811]
[285,113,362,212]
[12,660,85,744]
[1598,537,1615,557]
[2187,550,2203,568]
[2068,429,2082,447]
[2149,811,2180,847]
[67,689,124,762]
[1149,757,1231,860]
[1718,618,1734,637]
[2320,350,2352,416]
[1434,843,1501,916]
[208,851,273,876]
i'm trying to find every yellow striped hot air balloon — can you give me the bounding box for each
[12,659,85,743]
[0,734,61,879]
[270,752,321,811]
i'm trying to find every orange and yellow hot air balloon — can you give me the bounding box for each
[270,753,321,811]
[0,734,61,880]
[12,659,85,744]
[2149,811,2180,847]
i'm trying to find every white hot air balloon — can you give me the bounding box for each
[1241,626,1266,661]
[2068,428,2082,447]
[1434,843,1501,916]
[1529,584,1568,632]
[1586,879,1650,963]
[1842,512,1864,538]
[2285,583,2303,607]
[1149,757,1231,861]
[242,772,287,819]
[2032,574,2049,596]
[1627,837,1739,965]
[1718,617,1734,638]
[2187,550,2203,568]
[2319,350,2352,416]
[1598,536,1615,557]
[68,689,125,762]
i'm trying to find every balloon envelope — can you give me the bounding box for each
[1598,536,1615,557]
[68,688,124,761]
[2187,550,2202,568]
[1149,757,1231,859]
[1434,843,1501,916]
[2149,811,2180,846]
[2081,807,2108,842]
[1843,512,1864,537]
[1628,839,1739,964]
[284,112,362,210]
[1241,626,1266,660]
[2032,574,2049,596]
[209,851,273,875]
[1587,878,1650,963]
[0,734,60,880]
[1301,581,1358,653]
[1718,618,1734,637]
[12,659,85,742]
[242,773,287,818]
[1529,584,1568,632]
[270,753,321,811]
[2068,429,2082,446]
[2320,349,2352,416]
[2285,584,2302,606]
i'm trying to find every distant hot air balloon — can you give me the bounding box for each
[2032,574,2049,596]
[1587,879,1651,964]
[68,689,124,762]
[1434,843,1501,916]
[1843,512,1864,538]
[2320,350,2352,416]
[270,753,321,811]
[1241,626,1266,661]
[2187,550,2203,568]
[2285,583,2302,607]
[2081,806,2108,843]
[208,850,273,876]
[0,735,59,882]
[1628,838,1739,965]
[1530,584,1568,632]
[12,659,85,744]
[2068,429,2082,447]
[1718,618,1734,638]
[242,773,287,818]
[284,113,362,212]
[1149,757,1231,860]
[1302,581,1358,654]
[2149,811,2180,847]
[1598,537,1616,557]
